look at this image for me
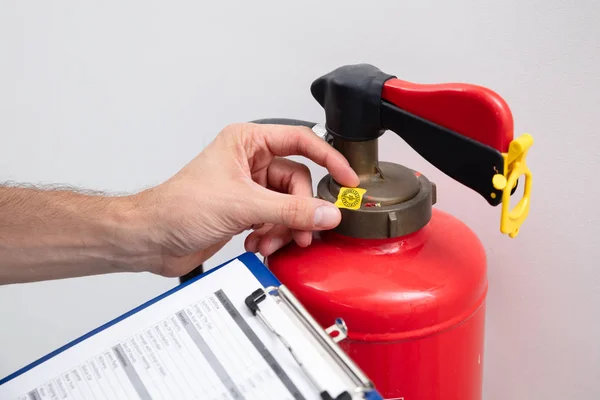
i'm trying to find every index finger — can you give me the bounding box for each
[247,123,360,188]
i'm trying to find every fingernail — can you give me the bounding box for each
[314,205,340,228]
[265,238,284,256]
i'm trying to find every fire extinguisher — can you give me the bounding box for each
[253,64,534,400]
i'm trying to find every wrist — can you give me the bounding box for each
[103,193,163,273]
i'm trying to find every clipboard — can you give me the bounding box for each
[0,252,382,400]
[244,282,381,400]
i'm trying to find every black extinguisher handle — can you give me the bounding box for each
[379,100,510,206]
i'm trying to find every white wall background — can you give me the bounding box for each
[0,1,598,398]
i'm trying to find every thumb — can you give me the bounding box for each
[254,191,342,231]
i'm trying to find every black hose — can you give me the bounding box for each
[251,118,317,128]
[179,264,205,284]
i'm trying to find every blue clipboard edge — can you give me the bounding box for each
[0,251,277,386]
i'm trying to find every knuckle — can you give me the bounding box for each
[288,163,312,192]
[280,198,308,227]
[222,123,245,140]
[216,124,240,147]
[237,122,256,136]
[220,123,260,155]
[224,122,244,133]
[279,130,300,155]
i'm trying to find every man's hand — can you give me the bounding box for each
[0,123,358,284]
[135,123,359,277]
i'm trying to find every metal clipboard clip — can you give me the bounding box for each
[245,285,378,400]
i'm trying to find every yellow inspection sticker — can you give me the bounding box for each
[335,187,367,210]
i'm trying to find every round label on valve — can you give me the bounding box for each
[334,187,367,210]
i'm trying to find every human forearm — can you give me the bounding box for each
[0,186,158,284]
[0,124,358,284]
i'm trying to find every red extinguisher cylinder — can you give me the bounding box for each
[266,208,488,399]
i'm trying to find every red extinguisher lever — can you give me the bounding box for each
[382,79,514,152]
[380,86,509,206]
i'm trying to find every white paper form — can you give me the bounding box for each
[0,259,349,400]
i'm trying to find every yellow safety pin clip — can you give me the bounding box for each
[491,133,534,238]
